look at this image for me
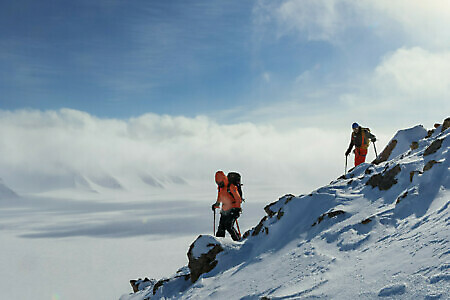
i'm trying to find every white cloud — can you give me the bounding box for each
[256,0,450,48]
[367,0,450,48]
[276,0,343,42]
[338,47,450,124]
[373,47,450,100]
[0,109,351,196]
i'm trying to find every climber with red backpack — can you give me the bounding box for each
[345,122,377,167]
[212,171,243,241]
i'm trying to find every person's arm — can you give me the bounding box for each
[368,131,376,142]
[212,192,221,210]
[345,136,354,156]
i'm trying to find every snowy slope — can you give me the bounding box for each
[121,120,449,300]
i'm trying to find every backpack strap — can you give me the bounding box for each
[227,183,235,199]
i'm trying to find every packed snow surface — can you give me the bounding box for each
[121,124,450,299]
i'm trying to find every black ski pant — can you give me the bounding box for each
[216,208,240,241]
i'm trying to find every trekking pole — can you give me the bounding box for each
[213,209,216,236]
[373,142,378,158]
[345,155,348,175]
[235,219,241,238]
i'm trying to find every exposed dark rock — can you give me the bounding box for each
[424,139,443,156]
[426,129,434,138]
[264,201,278,218]
[347,180,353,185]
[187,236,224,283]
[252,216,268,236]
[261,297,271,300]
[442,117,450,132]
[153,278,170,295]
[396,191,409,204]
[410,141,419,150]
[423,160,441,172]
[242,230,251,239]
[365,167,374,175]
[130,278,155,293]
[361,218,372,224]
[130,280,138,293]
[328,210,345,218]
[366,165,401,190]
[373,139,398,165]
[277,209,284,220]
[312,210,345,226]
[174,274,190,281]
[409,171,422,182]
[264,195,294,217]
[284,194,295,204]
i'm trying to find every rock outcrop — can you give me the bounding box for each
[373,139,398,165]
[442,117,450,132]
[366,164,402,190]
[130,278,156,293]
[312,210,345,227]
[187,235,224,283]
[424,139,443,156]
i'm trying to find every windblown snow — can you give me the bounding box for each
[121,121,449,300]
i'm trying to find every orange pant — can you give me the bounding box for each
[355,148,367,166]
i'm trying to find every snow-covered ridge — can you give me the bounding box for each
[121,118,449,300]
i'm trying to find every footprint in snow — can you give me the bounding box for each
[378,283,406,297]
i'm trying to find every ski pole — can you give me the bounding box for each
[373,142,378,158]
[213,209,216,236]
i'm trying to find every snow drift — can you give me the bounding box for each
[121,118,449,300]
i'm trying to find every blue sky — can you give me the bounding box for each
[1,0,449,126]
[0,1,263,117]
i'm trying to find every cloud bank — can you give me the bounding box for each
[0,109,350,195]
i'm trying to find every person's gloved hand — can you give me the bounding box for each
[212,203,218,211]
[371,137,377,142]
[345,149,350,156]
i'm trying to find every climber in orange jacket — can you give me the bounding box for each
[212,171,242,241]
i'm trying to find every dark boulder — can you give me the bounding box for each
[130,278,156,293]
[373,140,398,165]
[187,235,224,283]
[410,141,419,150]
[442,117,450,132]
[312,210,345,226]
[366,165,401,190]
[423,160,441,172]
[424,139,443,156]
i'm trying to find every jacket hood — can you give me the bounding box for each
[215,171,228,187]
